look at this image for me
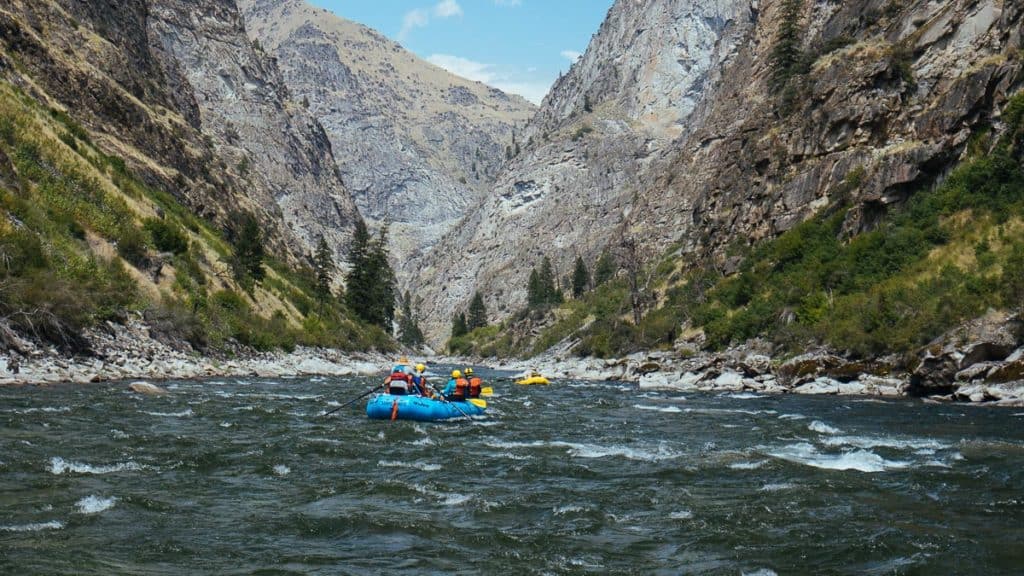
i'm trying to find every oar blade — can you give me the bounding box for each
[468,398,487,408]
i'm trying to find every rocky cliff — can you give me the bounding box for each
[0,0,361,261]
[417,0,756,343]
[237,0,535,268]
[419,0,1023,347]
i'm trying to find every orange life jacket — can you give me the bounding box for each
[450,377,470,400]
[468,377,483,398]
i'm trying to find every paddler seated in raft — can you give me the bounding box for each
[441,369,470,401]
[383,361,414,395]
[410,363,431,397]
[463,367,483,398]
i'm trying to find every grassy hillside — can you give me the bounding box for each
[0,81,392,354]
[454,91,1024,360]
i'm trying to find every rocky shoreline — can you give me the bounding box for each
[0,319,389,386]
[489,311,1024,408]
[4,313,1024,408]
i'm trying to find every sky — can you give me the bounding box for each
[306,0,615,104]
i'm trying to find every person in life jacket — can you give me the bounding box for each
[464,367,483,398]
[410,363,430,396]
[384,363,414,395]
[442,369,470,401]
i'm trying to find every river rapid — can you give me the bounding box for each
[2,368,1023,575]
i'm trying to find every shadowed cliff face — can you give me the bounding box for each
[237,0,535,277]
[416,0,757,345]
[0,0,362,262]
[417,0,1023,347]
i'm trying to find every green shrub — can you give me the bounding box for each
[143,217,189,254]
[116,225,149,267]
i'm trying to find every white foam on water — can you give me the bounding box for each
[492,451,531,461]
[76,495,117,514]
[48,457,144,475]
[219,422,232,428]
[778,413,806,420]
[110,429,129,439]
[377,460,442,472]
[483,439,680,461]
[808,420,842,435]
[669,510,693,520]
[441,493,471,506]
[766,443,910,472]
[820,435,950,451]
[760,483,797,492]
[553,505,586,515]
[4,406,71,414]
[686,408,778,416]
[633,404,683,413]
[273,464,291,476]
[411,436,435,446]
[729,460,768,470]
[742,570,778,576]
[726,393,762,399]
[0,520,64,532]
[142,408,193,418]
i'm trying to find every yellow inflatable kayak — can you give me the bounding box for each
[515,375,550,385]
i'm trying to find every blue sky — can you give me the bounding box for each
[307,0,614,104]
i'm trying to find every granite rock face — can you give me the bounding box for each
[238,0,535,270]
[0,0,362,261]
[419,0,1023,346]
[418,0,756,343]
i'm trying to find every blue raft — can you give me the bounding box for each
[366,394,485,422]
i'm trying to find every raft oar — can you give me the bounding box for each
[481,387,493,396]
[468,398,487,408]
[322,384,380,417]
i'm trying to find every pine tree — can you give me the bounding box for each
[572,256,590,298]
[398,290,425,347]
[527,268,543,307]
[344,219,372,319]
[313,235,334,305]
[770,0,805,91]
[231,212,265,286]
[366,224,396,328]
[451,312,468,338]
[467,292,488,330]
[593,250,616,287]
[527,257,563,308]
[345,220,396,329]
[538,256,558,304]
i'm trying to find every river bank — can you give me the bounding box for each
[0,319,388,386]
[477,311,1024,407]
[4,314,1024,407]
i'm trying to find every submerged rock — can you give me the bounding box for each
[129,382,167,396]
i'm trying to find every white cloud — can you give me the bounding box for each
[398,8,429,41]
[495,0,522,6]
[398,1,462,41]
[434,0,463,18]
[426,53,552,104]
[489,81,551,105]
[560,50,582,62]
[426,54,493,83]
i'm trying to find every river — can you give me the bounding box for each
[2,368,1023,574]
